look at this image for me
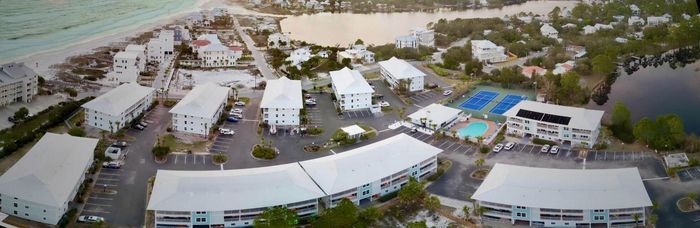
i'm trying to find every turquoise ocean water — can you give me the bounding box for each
[0,0,198,63]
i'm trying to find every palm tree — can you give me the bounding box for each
[451,129,457,138]
[474,158,485,168]
[476,136,484,145]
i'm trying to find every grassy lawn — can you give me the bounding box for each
[158,134,207,153]
[427,64,451,77]
[677,197,699,212]
[364,71,381,80]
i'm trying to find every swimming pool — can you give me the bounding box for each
[457,122,489,138]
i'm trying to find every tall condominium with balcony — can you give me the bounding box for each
[378,57,425,92]
[81,83,155,132]
[473,164,652,228]
[300,133,442,208]
[502,101,604,148]
[147,133,442,228]
[170,83,230,136]
[0,133,99,225]
[471,40,508,63]
[0,62,39,107]
[260,77,302,127]
[330,67,374,111]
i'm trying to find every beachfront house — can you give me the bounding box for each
[330,67,374,111]
[0,62,39,107]
[81,83,155,132]
[378,57,425,92]
[552,61,575,75]
[503,100,604,148]
[267,33,291,49]
[647,15,671,26]
[408,104,462,131]
[473,164,652,228]
[147,30,174,63]
[112,44,146,83]
[583,25,597,35]
[337,44,375,64]
[521,66,547,78]
[471,40,508,63]
[286,47,312,68]
[540,24,559,39]
[628,16,645,26]
[260,77,302,128]
[0,133,98,225]
[395,35,418,49]
[170,83,231,136]
[189,34,242,68]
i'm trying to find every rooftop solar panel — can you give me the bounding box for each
[516,109,544,121]
[542,114,571,125]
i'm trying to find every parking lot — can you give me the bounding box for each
[408,90,444,107]
[81,168,121,217]
[340,108,373,119]
[394,126,478,157]
[678,166,700,182]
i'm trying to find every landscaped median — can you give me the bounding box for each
[677,193,700,212]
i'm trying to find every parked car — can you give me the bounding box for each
[426,83,438,89]
[442,90,453,96]
[139,121,148,127]
[234,101,246,106]
[305,99,317,106]
[78,215,105,223]
[410,127,418,133]
[504,142,515,150]
[231,108,244,113]
[550,145,560,154]
[231,113,243,119]
[132,123,145,130]
[219,128,235,135]
[102,161,121,169]
[304,94,313,99]
[372,93,384,99]
[493,144,504,153]
[379,101,390,107]
[226,117,240,122]
[111,141,128,148]
[540,144,550,153]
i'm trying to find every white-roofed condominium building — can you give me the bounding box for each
[170,83,231,136]
[471,40,508,63]
[81,83,155,132]
[503,101,604,148]
[301,133,442,207]
[147,30,175,63]
[473,164,652,228]
[378,57,425,93]
[0,133,99,225]
[147,133,442,228]
[260,77,302,127]
[0,62,39,107]
[330,67,374,111]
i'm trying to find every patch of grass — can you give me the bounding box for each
[237,97,251,103]
[253,145,277,159]
[532,138,557,145]
[364,72,381,80]
[163,99,177,107]
[677,197,700,212]
[307,127,324,135]
[212,153,228,164]
[158,134,206,152]
[427,64,451,77]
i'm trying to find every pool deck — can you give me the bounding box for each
[449,118,499,142]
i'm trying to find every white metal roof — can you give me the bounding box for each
[378,57,426,80]
[502,100,604,130]
[260,77,302,109]
[125,44,146,52]
[471,40,499,49]
[299,133,442,195]
[341,125,366,136]
[330,67,374,95]
[0,133,98,208]
[408,104,462,126]
[169,83,230,119]
[472,163,653,210]
[147,163,326,212]
[81,83,155,116]
[114,51,138,60]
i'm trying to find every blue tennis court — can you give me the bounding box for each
[490,95,528,114]
[460,90,499,111]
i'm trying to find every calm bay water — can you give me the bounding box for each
[0,0,199,63]
[585,60,700,135]
[280,0,577,46]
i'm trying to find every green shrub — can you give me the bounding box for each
[64,87,78,97]
[253,145,276,159]
[68,127,86,137]
[378,191,399,202]
[426,168,445,181]
[152,146,171,159]
[212,153,228,163]
[58,208,78,228]
[532,138,557,145]
[593,143,608,150]
[163,99,177,107]
[307,127,324,135]
[480,146,490,153]
[689,159,699,167]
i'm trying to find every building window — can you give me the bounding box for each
[516,206,526,209]
[196,217,207,222]
[594,215,605,221]
[196,211,206,214]
[593,209,605,213]
[13,203,17,207]
[516,212,527,217]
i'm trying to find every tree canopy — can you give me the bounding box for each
[611,102,634,142]
[253,206,298,228]
[633,114,686,150]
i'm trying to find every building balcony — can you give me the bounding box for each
[156,217,191,223]
[481,201,512,209]
[610,208,644,213]
[157,211,191,215]
[562,216,584,221]
[540,215,561,220]
[484,210,512,217]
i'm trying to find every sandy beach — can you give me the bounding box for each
[9,0,262,79]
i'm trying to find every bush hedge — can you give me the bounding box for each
[0,97,92,159]
[152,146,171,159]
[253,145,276,159]
[378,191,399,202]
[68,127,86,137]
[307,127,324,135]
[532,138,557,145]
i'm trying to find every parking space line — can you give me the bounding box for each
[86,203,112,207]
[89,196,113,200]
[99,172,121,176]
[604,151,608,160]
[97,178,120,182]
[446,143,459,151]
[83,210,111,214]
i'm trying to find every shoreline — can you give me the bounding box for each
[6,0,259,79]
